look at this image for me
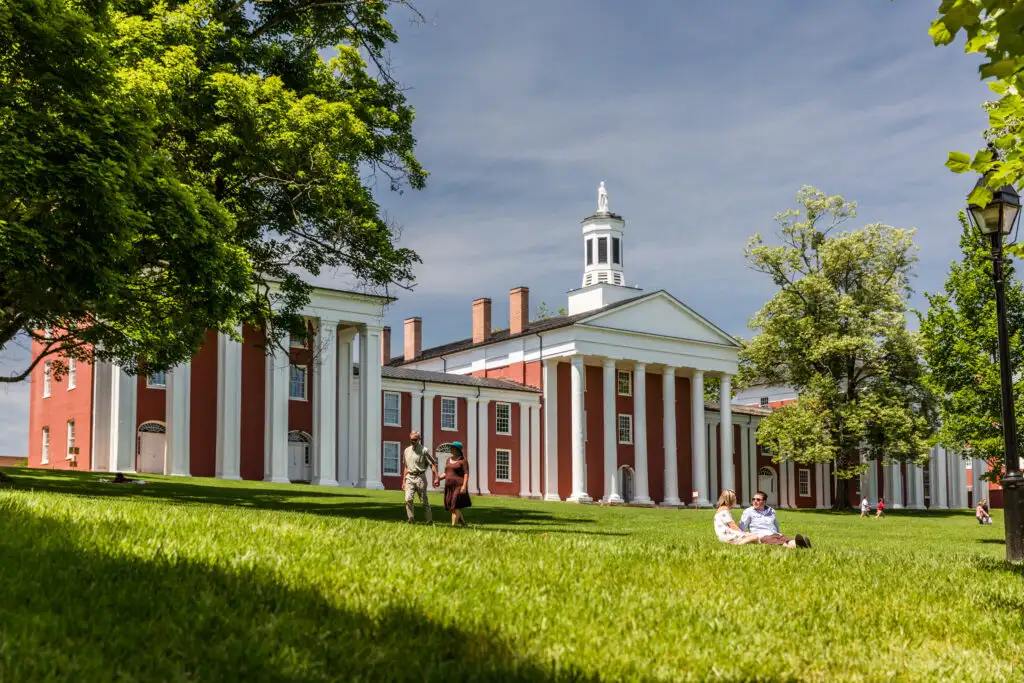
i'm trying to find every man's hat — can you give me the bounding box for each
[450,441,463,452]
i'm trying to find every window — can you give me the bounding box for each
[612,236,621,265]
[147,371,167,389]
[289,364,307,400]
[617,370,632,396]
[586,239,593,266]
[383,392,401,427]
[440,397,457,431]
[618,414,633,444]
[42,361,51,398]
[41,427,50,464]
[597,236,608,264]
[495,448,512,482]
[495,402,511,435]
[290,334,305,349]
[66,420,76,460]
[383,441,401,476]
[798,469,811,497]
[67,358,77,390]
[759,396,769,408]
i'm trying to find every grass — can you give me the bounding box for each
[0,467,1021,682]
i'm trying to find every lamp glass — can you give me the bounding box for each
[1001,202,1020,236]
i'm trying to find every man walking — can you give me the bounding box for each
[403,431,440,524]
[739,491,812,548]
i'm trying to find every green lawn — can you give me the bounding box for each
[0,468,1020,682]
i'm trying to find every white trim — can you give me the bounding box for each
[379,378,541,406]
[65,419,76,460]
[494,401,512,435]
[382,391,402,427]
[382,440,401,477]
[42,361,51,398]
[67,358,77,390]
[578,290,740,347]
[798,468,811,498]
[616,369,632,396]
[495,448,512,482]
[288,364,308,401]
[41,426,50,464]
[617,413,633,444]
[440,396,458,431]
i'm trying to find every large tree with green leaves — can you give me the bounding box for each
[919,213,1024,481]
[0,0,425,381]
[739,187,935,508]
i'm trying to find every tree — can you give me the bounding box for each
[702,376,738,404]
[919,212,1024,482]
[0,0,426,380]
[738,187,934,508]
[931,0,1024,257]
[535,301,566,320]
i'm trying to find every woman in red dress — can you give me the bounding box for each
[442,441,472,527]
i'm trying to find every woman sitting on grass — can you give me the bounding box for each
[976,499,993,525]
[713,490,759,545]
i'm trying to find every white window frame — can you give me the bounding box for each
[440,397,458,431]
[495,448,512,483]
[67,358,77,391]
[798,468,811,497]
[617,414,633,445]
[383,391,402,427]
[759,396,769,408]
[66,420,76,460]
[289,364,308,401]
[495,402,511,435]
[147,371,167,389]
[42,361,51,398]
[41,426,50,464]
[382,441,401,477]
[616,370,632,396]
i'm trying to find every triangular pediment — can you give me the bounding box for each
[579,291,739,347]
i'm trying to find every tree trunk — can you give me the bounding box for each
[832,476,850,510]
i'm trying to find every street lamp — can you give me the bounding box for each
[966,177,1024,563]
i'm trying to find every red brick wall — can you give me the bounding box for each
[381,391,413,491]
[674,376,693,504]
[27,342,94,471]
[584,365,603,499]
[239,324,267,481]
[189,331,218,478]
[615,374,635,472]
[646,372,665,504]
[489,400,520,496]
[288,342,313,438]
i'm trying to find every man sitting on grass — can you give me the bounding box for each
[739,491,812,549]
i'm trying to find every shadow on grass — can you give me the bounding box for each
[0,504,607,683]
[0,468,621,535]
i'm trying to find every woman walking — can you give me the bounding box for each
[442,441,472,527]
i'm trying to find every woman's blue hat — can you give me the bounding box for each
[450,441,463,452]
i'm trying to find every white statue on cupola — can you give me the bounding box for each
[597,181,609,213]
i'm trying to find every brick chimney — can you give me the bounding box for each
[380,326,391,365]
[404,317,422,361]
[472,298,492,344]
[510,286,529,335]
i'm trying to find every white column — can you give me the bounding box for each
[882,462,893,504]
[602,359,623,503]
[109,365,138,472]
[662,366,682,506]
[740,422,752,505]
[867,459,879,503]
[891,464,904,508]
[719,375,734,494]
[908,464,925,509]
[568,356,591,503]
[690,370,708,506]
[632,364,652,504]
[815,463,825,509]
[778,460,788,509]
[478,398,491,495]
[358,325,384,490]
[216,331,242,480]
[707,420,718,499]
[464,395,477,494]
[973,458,989,506]
[337,328,356,486]
[823,462,832,508]
[311,320,338,486]
[747,424,759,504]
[166,362,191,476]
[787,461,797,508]
[931,446,948,508]
[530,403,542,498]
[519,401,531,497]
[950,452,966,508]
[411,389,423,438]
[90,360,113,471]
[542,359,560,501]
[422,391,435,456]
[264,341,290,484]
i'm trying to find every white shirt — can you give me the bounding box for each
[861,498,870,512]
[714,508,744,543]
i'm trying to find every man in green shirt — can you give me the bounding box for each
[402,431,440,524]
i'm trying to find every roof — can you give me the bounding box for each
[388,291,653,365]
[705,402,772,418]
[354,363,540,393]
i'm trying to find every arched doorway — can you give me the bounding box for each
[758,466,778,507]
[619,466,635,504]
[288,431,312,482]
[137,421,166,474]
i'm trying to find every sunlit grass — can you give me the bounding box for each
[0,467,1019,682]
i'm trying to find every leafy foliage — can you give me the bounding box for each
[738,187,934,504]
[919,212,1024,481]
[0,0,425,380]
[534,301,567,320]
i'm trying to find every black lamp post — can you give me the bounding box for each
[966,178,1024,563]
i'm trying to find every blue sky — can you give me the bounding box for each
[0,1,994,455]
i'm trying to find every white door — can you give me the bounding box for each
[138,433,166,474]
[758,468,778,507]
[288,441,310,481]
